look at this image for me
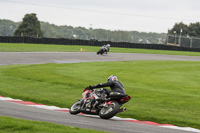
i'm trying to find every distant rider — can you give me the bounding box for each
[102,44,110,54]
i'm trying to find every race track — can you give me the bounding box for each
[0,52,200,65]
[0,52,200,133]
[0,99,192,133]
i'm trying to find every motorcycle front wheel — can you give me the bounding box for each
[69,100,81,114]
[99,101,120,119]
[97,49,102,55]
[97,49,104,55]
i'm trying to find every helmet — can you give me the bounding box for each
[108,75,118,81]
[107,44,110,47]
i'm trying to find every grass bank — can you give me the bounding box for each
[0,61,199,129]
[0,116,108,133]
[0,43,200,56]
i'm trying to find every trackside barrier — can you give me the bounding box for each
[0,36,200,52]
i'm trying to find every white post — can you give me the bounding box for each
[119,31,121,42]
[95,30,96,40]
[107,30,108,41]
[174,31,176,44]
[190,37,193,48]
[179,29,182,46]
[90,24,92,39]
[166,34,169,45]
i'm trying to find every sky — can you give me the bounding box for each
[0,0,200,33]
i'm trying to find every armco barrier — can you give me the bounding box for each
[0,36,200,52]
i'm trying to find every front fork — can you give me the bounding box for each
[81,98,95,110]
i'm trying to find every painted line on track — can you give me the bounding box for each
[0,95,200,133]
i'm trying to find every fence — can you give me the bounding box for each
[0,36,200,52]
[167,34,200,48]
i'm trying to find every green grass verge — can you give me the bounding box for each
[0,61,200,129]
[0,43,200,56]
[0,116,109,133]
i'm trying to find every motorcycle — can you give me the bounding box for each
[69,87,131,119]
[96,46,108,55]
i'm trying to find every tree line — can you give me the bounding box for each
[1,13,166,44]
[168,22,200,37]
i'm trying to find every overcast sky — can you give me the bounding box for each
[0,0,200,33]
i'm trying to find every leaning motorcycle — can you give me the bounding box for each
[69,88,131,119]
[96,47,107,55]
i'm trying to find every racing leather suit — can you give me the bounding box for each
[90,80,126,94]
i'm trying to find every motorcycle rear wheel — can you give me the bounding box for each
[99,101,120,119]
[69,100,81,114]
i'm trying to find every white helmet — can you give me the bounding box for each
[108,75,118,81]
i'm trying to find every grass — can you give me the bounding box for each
[0,116,109,133]
[0,42,200,130]
[0,43,200,56]
[0,61,200,129]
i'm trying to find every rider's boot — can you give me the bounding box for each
[118,107,126,113]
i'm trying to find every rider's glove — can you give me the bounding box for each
[89,85,93,89]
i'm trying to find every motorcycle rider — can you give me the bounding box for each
[88,75,126,98]
[102,44,110,54]
[106,44,110,53]
[86,75,126,110]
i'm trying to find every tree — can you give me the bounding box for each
[168,22,200,37]
[188,22,200,37]
[1,19,165,43]
[14,13,43,37]
[0,19,18,36]
[168,22,188,35]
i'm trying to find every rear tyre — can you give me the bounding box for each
[101,49,105,55]
[69,100,81,114]
[99,101,120,119]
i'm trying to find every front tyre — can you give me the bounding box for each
[97,49,102,55]
[69,100,81,114]
[99,101,120,119]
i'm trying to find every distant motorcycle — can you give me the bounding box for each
[96,46,108,55]
[69,87,131,119]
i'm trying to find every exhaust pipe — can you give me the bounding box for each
[118,107,126,114]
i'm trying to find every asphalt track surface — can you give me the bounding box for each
[0,52,200,133]
[0,52,200,65]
